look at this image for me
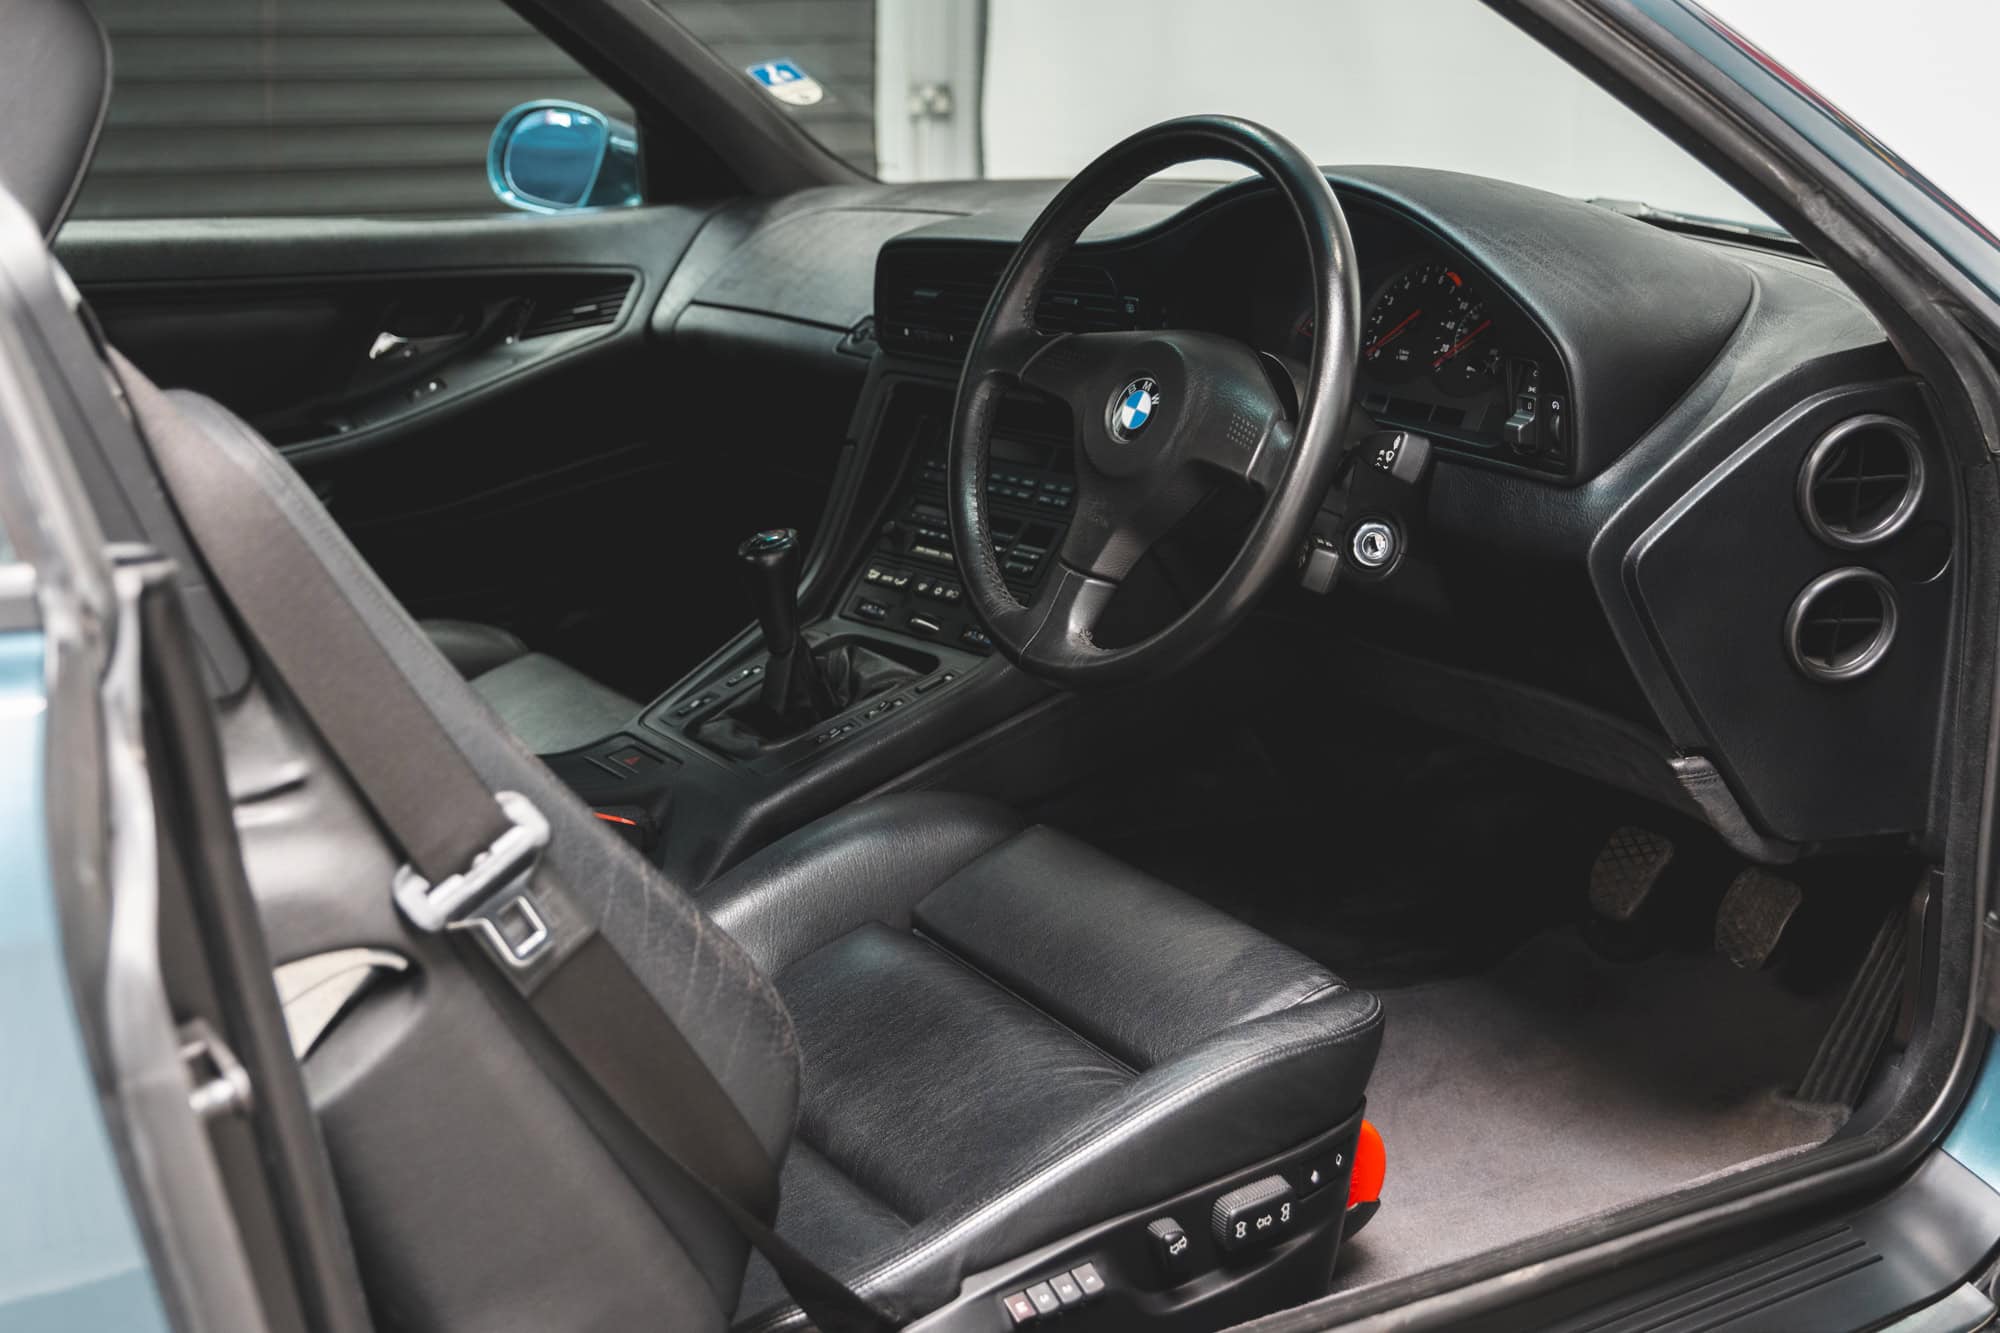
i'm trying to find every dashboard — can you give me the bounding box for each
[670,164,1953,860]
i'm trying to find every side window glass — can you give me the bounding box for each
[71,0,637,220]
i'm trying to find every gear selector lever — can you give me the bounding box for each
[739,528,835,722]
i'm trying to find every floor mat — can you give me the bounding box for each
[1335,930,1848,1291]
[1041,726,1620,987]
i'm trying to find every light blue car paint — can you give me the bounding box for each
[1943,1038,2000,1189]
[0,627,171,1333]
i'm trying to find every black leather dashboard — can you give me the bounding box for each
[652,167,1948,856]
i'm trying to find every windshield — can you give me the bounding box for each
[687,0,1774,230]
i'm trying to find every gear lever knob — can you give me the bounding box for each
[738,527,804,658]
[738,527,834,722]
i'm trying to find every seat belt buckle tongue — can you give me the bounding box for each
[392,791,554,967]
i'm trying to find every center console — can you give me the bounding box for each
[541,383,1080,882]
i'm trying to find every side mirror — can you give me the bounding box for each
[486,101,640,213]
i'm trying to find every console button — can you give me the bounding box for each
[1211,1174,1297,1255]
[1002,1291,1039,1325]
[1071,1263,1105,1297]
[1024,1282,1060,1317]
[600,745,659,777]
[1049,1272,1084,1307]
[853,599,889,623]
[959,625,993,653]
[1148,1216,1195,1282]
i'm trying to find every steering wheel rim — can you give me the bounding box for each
[947,115,1362,685]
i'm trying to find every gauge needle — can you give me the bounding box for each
[1364,308,1422,355]
[1433,318,1492,368]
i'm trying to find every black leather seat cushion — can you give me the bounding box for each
[705,793,1383,1329]
[420,618,637,754]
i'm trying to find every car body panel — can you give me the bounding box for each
[0,626,172,1333]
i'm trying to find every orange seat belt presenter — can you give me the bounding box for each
[1346,1119,1385,1237]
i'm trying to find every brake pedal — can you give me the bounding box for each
[1716,867,1804,969]
[1588,826,1676,923]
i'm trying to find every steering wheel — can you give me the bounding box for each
[948,115,1361,684]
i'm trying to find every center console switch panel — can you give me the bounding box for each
[841,426,1076,655]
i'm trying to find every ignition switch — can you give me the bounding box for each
[1350,519,1400,571]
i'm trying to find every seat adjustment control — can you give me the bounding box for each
[1212,1174,1297,1255]
[1148,1215,1195,1281]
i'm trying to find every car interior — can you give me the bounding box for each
[2,0,1990,1331]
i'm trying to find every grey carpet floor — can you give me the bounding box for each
[1335,930,1850,1291]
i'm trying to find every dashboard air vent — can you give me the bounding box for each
[520,275,635,339]
[1785,567,1896,683]
[875,247,1144,357]
[1797,415,1924,548]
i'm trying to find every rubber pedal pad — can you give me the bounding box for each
[1588,826,1677,923]
[1716,867,1804,969]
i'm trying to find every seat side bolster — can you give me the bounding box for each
[704,792,1026,977]
[840,993,1385,1322]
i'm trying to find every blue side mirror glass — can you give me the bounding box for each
[487,101,641,213]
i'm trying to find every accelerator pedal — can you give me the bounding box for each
[1717,867,1804,969]
[1588,826,1677,923]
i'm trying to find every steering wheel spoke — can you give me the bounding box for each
[1018,565,1120,673]
[1189,407,1294,495]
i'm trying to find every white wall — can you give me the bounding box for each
[968,0,2000,235]
[1706,0,2000,233]
[979,0,1765,221]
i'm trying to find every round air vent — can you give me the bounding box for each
[1785,567,1897,683]
[1797,415,1925,548]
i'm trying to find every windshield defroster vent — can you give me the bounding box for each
[1797,415,1924,548]
[1785,567,1896,683]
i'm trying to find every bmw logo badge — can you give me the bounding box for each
[1111,377,1160,440]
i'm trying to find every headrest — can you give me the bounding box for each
[0,0,110,238]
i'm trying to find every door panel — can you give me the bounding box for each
[55,207,856,700]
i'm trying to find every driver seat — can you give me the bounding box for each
[704,793,1383,1327]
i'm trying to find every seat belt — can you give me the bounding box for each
[107,350,893,1333]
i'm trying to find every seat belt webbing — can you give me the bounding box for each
[110,351,891,1333]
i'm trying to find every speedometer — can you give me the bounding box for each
[1361,264,1461,381]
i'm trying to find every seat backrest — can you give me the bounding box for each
[101,351,804,1331]
[0,0,108,239]
[2,7,802,1324]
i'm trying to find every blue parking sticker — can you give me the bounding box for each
[747,59,825,107]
